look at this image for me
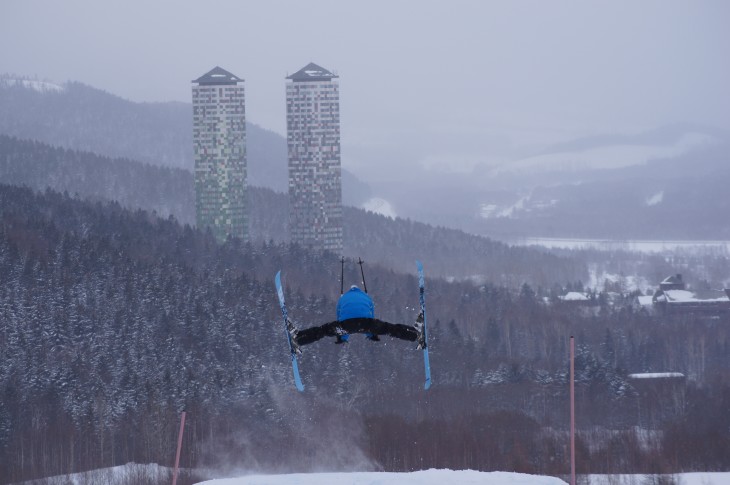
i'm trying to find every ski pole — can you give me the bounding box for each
[340,256,345,295]
[358,257,368,293]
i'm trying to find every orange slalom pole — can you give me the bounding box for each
[172,411,186,485]
[570,337,576,485]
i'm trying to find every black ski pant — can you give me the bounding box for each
[296,318,418,347]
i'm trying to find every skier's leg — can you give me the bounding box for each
[384,322,418,342]
[364,319,384,341]
[347,318,418,342]
[296,321,340,346]
[339,318,371,334]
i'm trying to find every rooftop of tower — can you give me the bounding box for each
[192,66,244,85]
[287,62,338,82]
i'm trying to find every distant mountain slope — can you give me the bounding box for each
[473,140,730,240]
[0,78,193,168]
[535,122,729,156]
[0,135,194,221]
[0,75,369,203]
[385,129,730,240]
[6,76,724,240]
[0,135,584,286]
[374,124,730,240]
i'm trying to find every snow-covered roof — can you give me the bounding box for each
[628,372,685,379]
[664,290,695,302]
[659,274,685,290]
[193,66,243,85]
[637,295,654,306]
[559,292,590,301]
[664,289,730,303]
[287,62,338,82]
[661,274,683,285]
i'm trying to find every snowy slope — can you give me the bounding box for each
[0,77,65,92]
[17,465,730,485]
[197,470,568,485]
[15,463,171,484]
[489,132,715,177]
[361,197,397,218]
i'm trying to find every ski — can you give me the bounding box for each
[416,260,432,390]
[275,271,305,392]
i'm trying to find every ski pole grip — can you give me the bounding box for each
[358,257,368,293]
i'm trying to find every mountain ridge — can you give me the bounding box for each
[0,75,370,204]
[3,73,728,240]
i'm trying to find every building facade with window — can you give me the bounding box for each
[286,62,343,253]
[192,66,247,242]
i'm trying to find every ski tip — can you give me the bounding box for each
[416,260,423,270]
[424,378,432,390]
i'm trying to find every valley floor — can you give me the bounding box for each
[507,237,730,254]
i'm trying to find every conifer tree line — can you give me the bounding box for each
[0,134,584,285]
[1,183,730,483]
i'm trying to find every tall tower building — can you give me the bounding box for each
[192,66,247,242]
[286,62,343,253]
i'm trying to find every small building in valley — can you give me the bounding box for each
[651,274,730,315]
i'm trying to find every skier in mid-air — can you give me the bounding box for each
[275,258,432,390]
[286,260,426,354]
[287,284,425,353]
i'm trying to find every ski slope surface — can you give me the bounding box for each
[18,465,730,485]
[197,470,568,485]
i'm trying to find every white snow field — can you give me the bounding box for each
[16,466,730,485]
[361,197,397,219]
[197,470,567,485]
[197,471,730,485]
[15,463,171,484]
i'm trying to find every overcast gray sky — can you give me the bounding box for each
[2,0,728,177]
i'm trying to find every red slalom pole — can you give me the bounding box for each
[570,336,576,485]
[172,411,186,485]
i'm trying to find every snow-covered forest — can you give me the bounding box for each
[1,183,730,483]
